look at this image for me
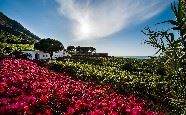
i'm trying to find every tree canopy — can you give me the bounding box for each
[34,38,64,59]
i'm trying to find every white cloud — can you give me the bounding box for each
[56,0,170,40]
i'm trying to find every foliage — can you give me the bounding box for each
[142,0,186,114]
[0,51,4,59]
[3,47,12,54]
[34,38,64,59]
[0,58,160,114]
[0,42,34,53]
[67,46,76,55]
[0,12,40,44]
[46,57,178,113]
[143,0,186,74]
[0,11,37,55]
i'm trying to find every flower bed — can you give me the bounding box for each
[0,58,162,114]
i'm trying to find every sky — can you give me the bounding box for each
[0,0,175,56]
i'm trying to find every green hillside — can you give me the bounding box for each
[0,12,40,44]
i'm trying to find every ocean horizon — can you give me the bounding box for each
[115,56,151,59]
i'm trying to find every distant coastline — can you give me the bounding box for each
[115,56,151,59]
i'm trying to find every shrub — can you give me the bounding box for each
[0,58,160,114]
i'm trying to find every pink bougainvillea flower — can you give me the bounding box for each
[0,82,7,94]
[44,108,52,115]
[0,58,163,115]
[67,107,75,114]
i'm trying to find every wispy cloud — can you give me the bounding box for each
[56,0,170,40]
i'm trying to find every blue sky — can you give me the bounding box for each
[0,0,175,56]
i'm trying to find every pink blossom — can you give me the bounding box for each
[67,107,75,114]
[0,58,164,115]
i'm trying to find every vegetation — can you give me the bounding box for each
[34,38,64,59]
[142,0,186,114]
[142,0,186,76]
[0,12,40,44]
[0,12,39,54]
[45,54,184,114]
[0,58,161,114]
[44,1,186,114]
[0,42,34,54]
[67,46,76,55]
[0,0,185,114]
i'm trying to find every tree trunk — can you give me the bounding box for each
[50,52,53,60]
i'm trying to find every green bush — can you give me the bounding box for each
[43,56,186,114]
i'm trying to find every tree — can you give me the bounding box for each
[34,38,64,59]
[3,47,12,55]
[67,46,75,56]
[75,46,81,55]
[142,0,186,75]
[11,50,24,59]
[142,0,186,113]
[0,43,4,52]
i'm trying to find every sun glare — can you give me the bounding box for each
[80,23,92,35]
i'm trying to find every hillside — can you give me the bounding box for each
[0,12,40,44]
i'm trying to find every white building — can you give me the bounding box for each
[22,50,67,60]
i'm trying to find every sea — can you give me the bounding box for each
[116,56,151,59]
